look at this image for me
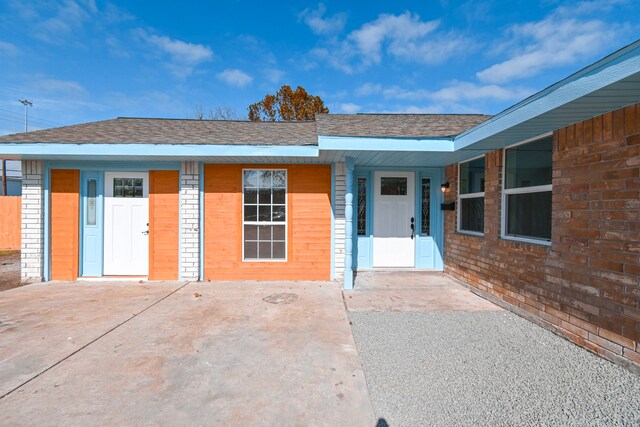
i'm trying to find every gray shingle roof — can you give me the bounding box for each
[0,117,319,146]
[316,113,491,138]
[0,114,493,147]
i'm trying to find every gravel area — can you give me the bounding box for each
[0,251,21,292]
[350,311,640,426]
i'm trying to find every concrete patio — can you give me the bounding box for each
[1,274,639,426]
[0,280,375,425]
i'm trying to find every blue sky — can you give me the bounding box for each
[0,0,638,135]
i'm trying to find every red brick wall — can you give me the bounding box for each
[444,103,640,371]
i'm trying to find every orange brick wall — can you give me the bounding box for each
[50,169,79,281]
[149,170,180,280]
[443,103,640,371]
[204,164,332,280]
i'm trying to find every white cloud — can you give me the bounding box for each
[308,11,473,72]
[136,29,213,77]
[140,31,213,65]
[264,68,285,84]
[348,12,439,65]
[429,82,532,102]
[338,102,361,113]
[33,78,87,95]
[380,81,531,102]
[0,41,19,56]
[299,3,346,35]
[355,83,382,96]
[217,69,253,88]
[476,5,626,84]
[11,0,98,43]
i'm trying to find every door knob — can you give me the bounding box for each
[410,217,415,239]
[142,230,149,235]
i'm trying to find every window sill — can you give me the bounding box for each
[500,235,551,247]
[456,230,484,238]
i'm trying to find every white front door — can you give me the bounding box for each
[373,171,415,267]
[103,172,149,276]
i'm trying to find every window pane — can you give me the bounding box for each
[244,241,257,259]
[421,178,430,235]
[357,177,367,236]
[505,137,552,189]
[244,206,257,221]
[272,171,286,188]
[258,242,272,259]
[87,179,97,226]
[507,191,552,240]
[259,170,272,188]
[244,225,257,240]
[273,225,285,240]
[273,188,286,204]
[460,197,484,233]
[259,188,271,204]
[243,170,258,187]
[381,177,407,195]
[460,157,485,194]
[259,206,271,221]
[272,206,286,222]
[273,242,285,259]
[244,188,257,204]
[258,225,272,241]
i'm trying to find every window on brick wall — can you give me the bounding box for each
[502,135,552,244]
[242,169,287,261]
[458,156,485,234]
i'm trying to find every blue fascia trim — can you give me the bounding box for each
[318,136,454,152]
[198,162,204,281]
[453,39,640,151]
[45,161,180,170]
[0,143,320,158]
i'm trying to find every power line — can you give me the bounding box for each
[0,107,65,127]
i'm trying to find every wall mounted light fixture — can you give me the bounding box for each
[440,182,450,192]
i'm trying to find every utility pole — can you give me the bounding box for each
[19,99,33,132]
[2,99,33,196]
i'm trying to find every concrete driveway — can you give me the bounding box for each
[0,281,375,426]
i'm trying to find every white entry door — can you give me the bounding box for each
[103,172,149,276]
[373,171,415,267]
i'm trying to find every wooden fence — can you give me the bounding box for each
[0,196,21,250]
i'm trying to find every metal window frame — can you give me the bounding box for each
[457,154,485,236]
[501,133,553,246]
[241,168,288,262]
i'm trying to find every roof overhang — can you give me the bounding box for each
[451,39,640,162]
[0,143,320,162]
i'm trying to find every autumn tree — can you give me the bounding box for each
[248,85,329,121]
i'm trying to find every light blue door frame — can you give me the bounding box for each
[80,171,104,276]
[352,167,444,271]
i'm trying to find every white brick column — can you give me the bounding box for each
[21,160,44,283]
[334,163,346,282]
[180,161,200,280]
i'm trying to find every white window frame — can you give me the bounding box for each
[501,133,553,246]
[241,168,288,262]
[457,154,485,236]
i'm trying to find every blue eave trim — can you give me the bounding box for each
[318,136,454,152]
[453,39,640,151]
[0,143,320,158]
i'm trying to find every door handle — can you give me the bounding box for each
[410,217,415,240]
[142,230,149,235]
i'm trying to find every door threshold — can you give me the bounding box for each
[78,276,149,282]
